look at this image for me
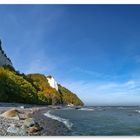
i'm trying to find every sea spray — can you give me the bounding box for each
[44,110,73,130]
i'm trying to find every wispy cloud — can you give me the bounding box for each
[4,6,66,75]
[69,67,130,82]
[2,5,140,106]
[73,67,108,77]
[23,48,57,75]
[24,59,47,74]
[60,78,140,106]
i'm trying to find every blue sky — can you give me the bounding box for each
[1,5,140,105]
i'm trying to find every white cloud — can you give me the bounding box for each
[72,67,110,78]
[59,78,140,106]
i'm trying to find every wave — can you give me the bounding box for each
[135,110,140,113]
[44,110,73,130]
[78,108,94,111]
[117,107,126,110]
[61,107,74,110]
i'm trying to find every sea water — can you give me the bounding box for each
[44,106,140,136]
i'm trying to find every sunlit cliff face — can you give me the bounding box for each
[47,76,58,91]
[0,40,12,66]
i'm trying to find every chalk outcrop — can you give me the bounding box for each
[0,39,84,106]
[47,76,58,91]
[0,40,12,66]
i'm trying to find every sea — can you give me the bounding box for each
[44,106,140,136]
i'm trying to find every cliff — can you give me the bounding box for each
[46,76,58,91]
[0,40,84,106]
[0,40,12,66]
[27,74,83,106]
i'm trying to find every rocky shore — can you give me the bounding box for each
[0,103,70,136]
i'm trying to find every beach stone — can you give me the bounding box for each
[7,124,26,135]
[23,118,42,134]
[26,112,32,118]
[27,125,41,134]
[1,108,20,120]
[23,118,36,128]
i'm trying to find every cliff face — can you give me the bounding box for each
[0,40,12,66]
[27,74,84,105]
[0,40,84,106]
[46,76,58,91]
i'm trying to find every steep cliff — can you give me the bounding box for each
[27,74,83,105]
[46,76,58,91]
[0,40,12,66]
[0,40,84,106]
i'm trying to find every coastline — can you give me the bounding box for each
[0,103,71,136]
[32,108,71,136]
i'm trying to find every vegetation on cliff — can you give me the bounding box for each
[27,74,62,105]
[0,66,38,103]
[58,84,84,106]
[0,65,84,106]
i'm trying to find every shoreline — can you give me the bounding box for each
[0,103,71,136]
[32,108,71,136]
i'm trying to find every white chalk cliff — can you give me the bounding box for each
[0,40,12,66]
[47,76,58,91]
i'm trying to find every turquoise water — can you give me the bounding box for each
[46,106,140,136]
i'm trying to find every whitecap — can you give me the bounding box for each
[44,110,73,130]
[135,110,140,113]
[78,108,94,111]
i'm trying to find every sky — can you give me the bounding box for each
[1,5,140,105]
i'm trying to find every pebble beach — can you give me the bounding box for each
[0,103,70,136]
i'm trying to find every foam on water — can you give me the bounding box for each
[117,107,126,110]
[44,110,73,130]
[44,107,140,135]
[135,110,140,113]
[78,108,94,111]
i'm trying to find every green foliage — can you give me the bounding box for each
[0,40,83,105]
[0,67,38,104]
[37,91,48,104]
[2,65,16,72]
[27,74,62,105]
[58,84,84,106]
[27,74,50,91]
[0,66,84,106]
